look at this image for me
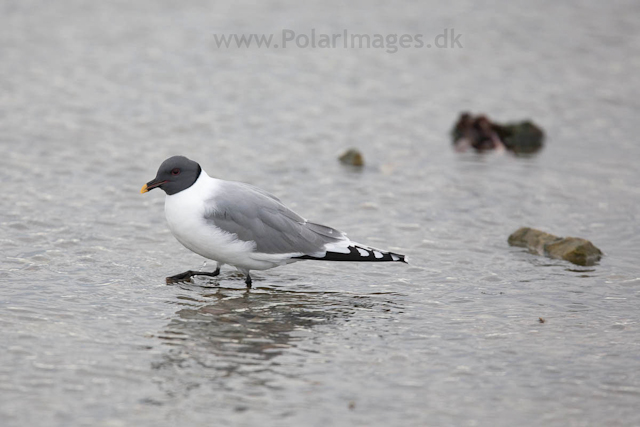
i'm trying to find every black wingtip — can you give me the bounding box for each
[294,245,408,263]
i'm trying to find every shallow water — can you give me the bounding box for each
[2,0,640,426]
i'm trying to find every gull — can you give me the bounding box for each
[141,156,407,288]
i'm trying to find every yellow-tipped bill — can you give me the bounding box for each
[140,184,149,194]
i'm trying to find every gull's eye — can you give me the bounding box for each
[171,168,181,176]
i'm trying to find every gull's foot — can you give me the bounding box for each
[166,270,196,284]
[166,268,220,285]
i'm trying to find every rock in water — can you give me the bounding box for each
[452,113,544,154]
[339,148,364,166]
[495,121,545,154]
[452,113,504,151]
[544,238,603,266]
[508,227,603,266]
[508,227,559,254]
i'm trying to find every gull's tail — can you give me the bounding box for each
[294,242,408,263]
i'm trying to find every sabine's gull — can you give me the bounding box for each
[141,156,407,288]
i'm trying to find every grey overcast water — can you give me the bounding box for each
[2,1,640,426]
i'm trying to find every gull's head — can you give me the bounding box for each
[140,155,201,195]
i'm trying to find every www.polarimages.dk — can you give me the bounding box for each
[214,29,463,53]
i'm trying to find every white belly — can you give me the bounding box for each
[163,173,293,271]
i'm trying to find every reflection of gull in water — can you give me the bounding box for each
[149,286,402,403]
[159,289,340,363]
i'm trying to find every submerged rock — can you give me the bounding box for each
[508,227,603,266]
[544,238,603,266]
[452,113,544,154]
[508,227,559,253]
[496,121,545,154]
[339,148,364,166]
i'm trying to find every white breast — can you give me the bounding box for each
[163,171,283,270]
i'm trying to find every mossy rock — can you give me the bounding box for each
[339,149,364,166]
[544,237,603,266]
[507,227,560,255]
[495,121,545,154]
[508,227,603,266]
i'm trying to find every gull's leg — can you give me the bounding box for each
[166,263,222,284]
[166,270,198,283]
[192,267,221,278]
[237,267,252,289]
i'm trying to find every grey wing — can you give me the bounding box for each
[204,181,346,254]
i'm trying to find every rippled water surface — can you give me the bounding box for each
[2,1,640,426]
